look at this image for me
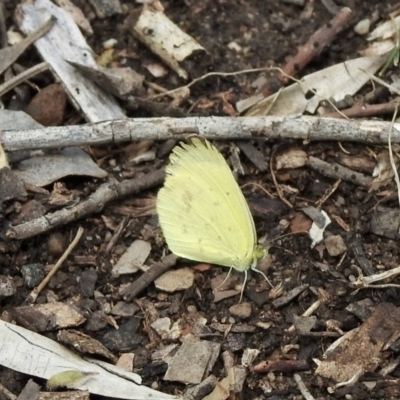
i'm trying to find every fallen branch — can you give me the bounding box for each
[3,116,400,152]
[324,101,398,119]
[7,169,165,240]
[307,156,373,187]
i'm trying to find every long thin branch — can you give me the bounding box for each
[7,168,165,240]
[3,116,400,152]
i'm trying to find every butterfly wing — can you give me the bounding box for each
[156,139,257,271]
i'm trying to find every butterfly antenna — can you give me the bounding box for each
[251,264,273,287]
[239,270,247,303]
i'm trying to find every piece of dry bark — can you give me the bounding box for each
[237,141,268,172]
[370,208,400,239]
[16,0,125,122]
[315,302,400,382]
[13,302,86,332]
[0,167,26,203]
[129,5,211,79]
[15,147,107,188]
[68,61,145,100]
[54,0,93,35]
[164,339,221,384]
[242,54,386,116]
[347,233,375,276]
[112,239,151,276]
[184,375,217,400]
[271,284,309,308]
[57,330,117,363]
[201,351,247,399]
[17,379,40,400]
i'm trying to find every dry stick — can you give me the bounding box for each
[287,299,322,334]
[5,117,400,151]
[0,61,49,97]
[252,359,309,374]
[27,227,84,303]
[293,374,316,400]
[7,168,165,240]
[260,7,353,98]
[324,101,398,119]
[0,17,55,76]
[104,216,130,255]
[368,71,400,96]
[282,7,352,80]
[315,178,341,208]
[121,254,178,301]
[307,157,373,187]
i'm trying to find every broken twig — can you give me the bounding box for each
[27,227,84,303]
[7,169,165,239]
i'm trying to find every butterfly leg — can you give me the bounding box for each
[215,266,233,290]
[251,264,273,287]
[239,270,248,303]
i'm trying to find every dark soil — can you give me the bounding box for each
[2,0,400,399]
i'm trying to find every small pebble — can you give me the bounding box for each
[187,305,197,313]
[0,275,16,299]
[154,268,194,292]
[116,353,134,372]
[103,38,117,49]
[227,41,242,52]
[47,232,66,257]
[100,318,143,352]
[79,269,98,298]
[21,263,44,288]
[229,302,252,319]
[354,19,370,35]
[325,235,347,256]
[111,301,140,317]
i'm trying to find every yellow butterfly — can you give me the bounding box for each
[156,138,271,301]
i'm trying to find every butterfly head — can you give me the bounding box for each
[253,244,268,264]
